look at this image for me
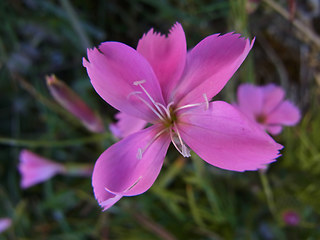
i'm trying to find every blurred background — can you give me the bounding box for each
[1,0,320,239]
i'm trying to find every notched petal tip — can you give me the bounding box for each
[82,57,89,67]
[169,22,183,33]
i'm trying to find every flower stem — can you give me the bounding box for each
[0,133,111,148]
[259,170,277,219]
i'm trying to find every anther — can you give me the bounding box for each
[135,128,167,160]
[203,93,209,111]
[169,126,191,158]
[137,148,143,160]
[133,80,146,86]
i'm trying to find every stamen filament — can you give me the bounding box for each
[203,93,209,110]
[133,80,166,119]
[169,128,185,156]
[156,102,171,120]
[174,94,210,113]
[136,128,168,159]
[174,103,203,112]
[129,92,165,121]
[169,124,191,158]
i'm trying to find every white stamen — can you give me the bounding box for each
[133,80,166,120]
[166,102,174,112]
[127,91,142,99]
[174,93,210,113]
[169,125,191,158]
[137,148,143,160]
[137,128,167,160]
[174,103,203,112]
[133,80,146,85]
[128,91,165,121]
[182,144,191,157]
[203,93,209,111]
[156,102,171,119]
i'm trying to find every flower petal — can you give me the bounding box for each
[98,192,122,211]
[92,125,170,209]
[0,218,11,233]
[261,84,285,115]
[83,42,165,122]
[177,101,282,171]
[109,112,147,139]
[236,83,263,121]
[137,23,187,102]
[266,125,283,135]
[265,100,300,126]
[174,33,254,106]
[19,150,65,188]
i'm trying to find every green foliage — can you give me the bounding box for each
[1,0,320,239]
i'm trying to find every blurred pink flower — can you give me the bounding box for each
[18,150,93,188]
[235,83,300,135]
[282,210,300,226]
[46,74,105,133]
[83,22,282,210]
[0,218,11,234]
[19,150,66,188]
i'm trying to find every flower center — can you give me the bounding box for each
[256,114,267,124]
[130,80,209,159]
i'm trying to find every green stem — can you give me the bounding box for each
[13,74,86,130]
[0,133,111,148]
[59,0,92,50]
[259,170,277,219]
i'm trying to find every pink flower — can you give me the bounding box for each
[46,74,105,133]
[18,150,66,188]
[235,83,300,135]
[0,218,11,234]
[83,23,282,210]
[282,210,300,226]
[18,150,93,188]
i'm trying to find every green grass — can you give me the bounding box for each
[1,0,319,239]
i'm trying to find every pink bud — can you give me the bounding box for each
[0,218,11,234]
[282,210,300,226]
[18,150,66,188]
[46,75,105,133]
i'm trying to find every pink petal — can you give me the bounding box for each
[173,33,254,107]
[109,112,147,139]
[83,42,165,122]
[177,101,282,171]
[137,23,186,102]
[265,100,300,126]
[19,150,65,188]
[99,192,123,211]
[236,83,263,121]
[0,218,11,233]
[261,84,285,115]
[46,75,105,133]
[92,125,170,209]
[266,125,283,135]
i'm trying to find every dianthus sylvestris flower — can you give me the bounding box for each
[235,83,300,135]
[19,150,66,188]
[18,150,93,188]
[83,23,282,210]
